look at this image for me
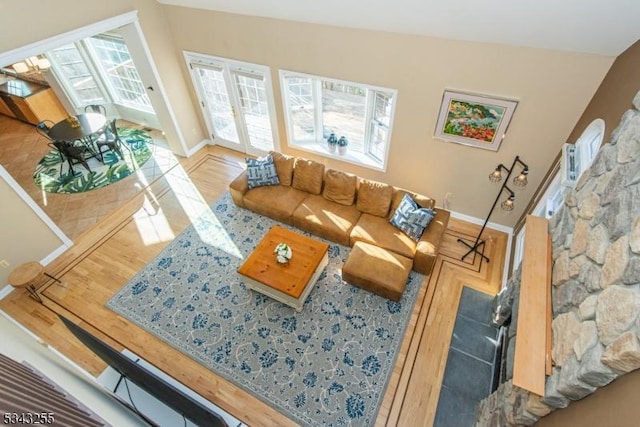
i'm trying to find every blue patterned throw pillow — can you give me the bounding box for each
[246,155,280,189]
[389,193,436,241]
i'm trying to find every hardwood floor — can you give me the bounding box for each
[0,115,174,240]
[0,140,508,426]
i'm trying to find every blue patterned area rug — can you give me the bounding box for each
[106,192,424,426]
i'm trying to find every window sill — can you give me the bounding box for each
[289,141,386,172]
[115,102,155,115]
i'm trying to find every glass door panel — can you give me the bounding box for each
[194,65,239,147]
[187,54,278,156]
[233,72,274,154]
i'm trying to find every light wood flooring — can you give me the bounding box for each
[0,128,508,426]
[0,115,175,240]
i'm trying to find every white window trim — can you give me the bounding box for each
[576,118,605,168]
[45,42,111,109]
[561,118,605,189]
[84,36,154,113]
[46,35,154,114]
[512,225,526,274]
[279,69,397,172]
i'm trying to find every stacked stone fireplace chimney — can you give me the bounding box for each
[475,91,640,425]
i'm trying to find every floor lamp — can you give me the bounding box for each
[458,155,529,263]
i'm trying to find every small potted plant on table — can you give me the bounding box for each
[274,242,293,264]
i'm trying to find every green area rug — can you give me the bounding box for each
[107,192,424,426]
[33,128,153,194]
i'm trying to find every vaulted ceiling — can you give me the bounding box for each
[157,0,640,56]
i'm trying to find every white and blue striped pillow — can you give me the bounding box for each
[389,193,436,241]
[246,155,280,189]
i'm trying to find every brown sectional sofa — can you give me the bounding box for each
[229,152,450,276]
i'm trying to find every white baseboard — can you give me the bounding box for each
[41,243,73,267]
[0,286,14,301]
[448,210,514,235]
[185,139,212,157]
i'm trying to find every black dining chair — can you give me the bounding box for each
[84,104,107,116]
[96,119,131,162]
[51,141,91,175]
[35,120,56,141]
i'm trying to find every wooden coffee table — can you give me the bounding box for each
[237,226,329,312]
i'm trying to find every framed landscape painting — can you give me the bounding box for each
[435,90,518,151]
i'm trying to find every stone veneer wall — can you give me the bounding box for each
[475,91,640,426]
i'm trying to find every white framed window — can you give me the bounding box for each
[514,174,562,273]
[47,34,152,113]
[86,35,152,112]
[280,70,397,171]
[560,118,605,188]
[47,43,106,106]
[512,225,526,272]
[533,173,563,219]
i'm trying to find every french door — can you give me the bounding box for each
[185,53,278,156]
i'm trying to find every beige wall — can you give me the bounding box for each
[0,1,130,52]
[163,7,614,226]
[512,36,640,246]
[0,174,65,290]
[567,38,640,144]
[0,0,205,152]
[0,3,616,226]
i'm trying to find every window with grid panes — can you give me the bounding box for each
[47,43,105,106]
[86,35,152,111]
[280,70,396,171]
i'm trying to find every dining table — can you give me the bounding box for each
[49,112,106,142]
[48,112,107,157]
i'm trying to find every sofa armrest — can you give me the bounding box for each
[229,170,249,208]
[413,208,450,275]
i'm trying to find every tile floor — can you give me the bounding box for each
[434,286,500,427]
[0,115,179,240]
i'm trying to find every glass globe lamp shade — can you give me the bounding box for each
[489,168,503,183]
[512,171,528,188]
[501,196,515,212]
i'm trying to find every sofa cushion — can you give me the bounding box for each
[270,151,295,186]
[292,158,325,195]
[356,179,393,217]
[389,188,435,219]
[389,193,437,241]
[244,185,308,225]
[350,213,417,259]
[293,194,361,246]
[322,169,357,206]
[246,155,279,189]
